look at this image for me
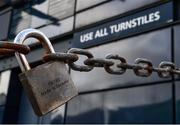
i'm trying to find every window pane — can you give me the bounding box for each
[0,9,11,40]
[71,28,171,92]
[175,81,180,123]
[48,0,75,21]
[76,0,108,12]
[0,70,11,106]
[41,105,65,124]
[31,0,49,28]
[66,83,173,123]
[75,0,162,29]
[9,5,31,39]
[174,25,180,79]
[18,90,39,124]
[174,23,180,124]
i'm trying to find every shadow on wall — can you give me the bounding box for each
[52,100,173,124]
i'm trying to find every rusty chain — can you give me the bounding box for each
[0,42,30,55]
[0,42,179,78]
[43,48,180,78]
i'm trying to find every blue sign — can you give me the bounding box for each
[71,2,173,48]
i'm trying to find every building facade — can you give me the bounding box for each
[0,0,179,123]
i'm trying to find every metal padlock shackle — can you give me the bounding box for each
[14,29,55,72]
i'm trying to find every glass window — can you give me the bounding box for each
[175,81,180,123]
[48,0,75,21]
[0,107,4,123]
[31,0,49,28]
[41,105,65,124]
[66,83,173,124]
[174,24,180,124]
[0,9,11,40]
[9,5,31,39]
[0,70,11,106]
[76,0,108,12]
[38,16,74,39]
[75,0,162,29]
[71,28,171,92]
[18,91,39,124]
[174,25,180,71]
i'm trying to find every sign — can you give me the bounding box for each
[71,2,173,48]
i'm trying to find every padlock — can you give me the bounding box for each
[14,29,78,116]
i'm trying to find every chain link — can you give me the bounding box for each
[67,48,94,72]
[0,42,30,55]
[0,49,16,56]
[42,48,180,78]
[133,58,153,77]
[0,42,179,78]
[104,54,127,75]
[156,62,175,78]
[84,58,114,67]
[43,53,78,63]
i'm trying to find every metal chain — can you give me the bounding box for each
[67,48,94,72]
[0,42,30,55]
[43,52,78,63]
[42,48,180,78]
[0,42,179,78]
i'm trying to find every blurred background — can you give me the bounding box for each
[0,0,179,124]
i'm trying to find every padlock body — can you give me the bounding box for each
[19,61,78,116]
